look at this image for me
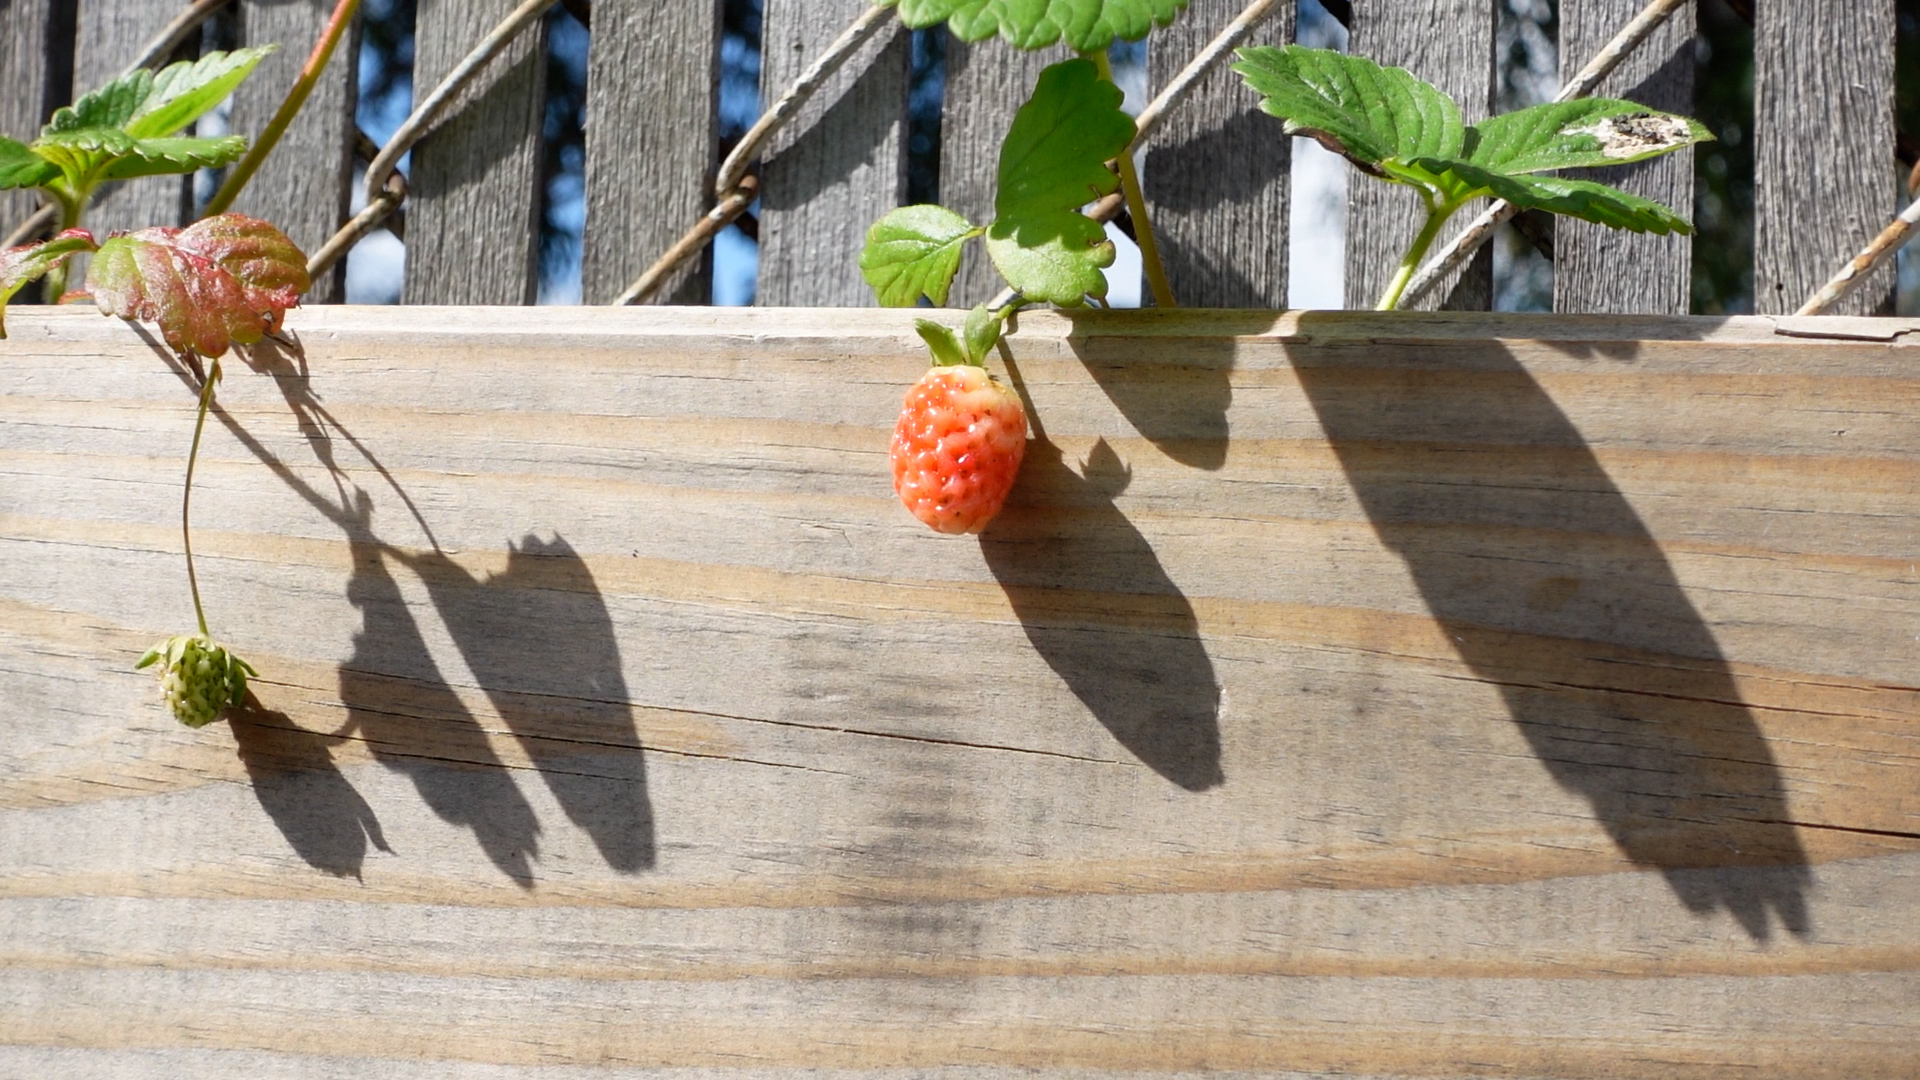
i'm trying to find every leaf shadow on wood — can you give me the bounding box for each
[1290,319,1811,940]
[404,535,656,873]
[981,350,1223,790]
[143,332,658,885]
[1062,311,1235,470]
[227,692,390,879]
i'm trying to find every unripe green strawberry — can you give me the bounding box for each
[892,361,1028,534]
[135,634,257,728]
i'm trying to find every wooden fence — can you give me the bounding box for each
[0,0,1904,315]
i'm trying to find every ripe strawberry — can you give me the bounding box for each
[891,309,1028,534]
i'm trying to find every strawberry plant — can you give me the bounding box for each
[1233,45,1710,309]
[0,48,310,727]
[862,56,1143,533]
[893,309,1029,534]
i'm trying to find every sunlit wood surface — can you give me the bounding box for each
[1,305,1916,1078]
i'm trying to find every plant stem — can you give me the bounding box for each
[182,359,219,638]
[1088,49,1176,309]
[40,196,85,303]
[1375,199,1457,311]
[205,0,361,217]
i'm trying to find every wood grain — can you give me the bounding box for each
[1344,0,1495,311]
[2,305,1919,1076]
[229,0,359,304]
[0,0,67,241]
[1143,0,1294,308]
[757,0,910,306]
[403,0,545,305]
[1754,0,1896,315]
[939,35,1065,307]
[1555,0,1694,315]
[580,1,722,305]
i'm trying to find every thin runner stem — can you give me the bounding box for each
[1090,49,1176,308]
[183,359,220,638]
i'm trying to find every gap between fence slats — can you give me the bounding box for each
[403,0,547,305]
[1343,0,1496,311]
[1556,0,1694,315]
[1144,0,1293,308]
[757,0,910,307]
[1754,0,1897,316]
[229,0,359,304]
[581,2,722,305]
[0,0,64,249]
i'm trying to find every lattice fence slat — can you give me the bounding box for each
[404,0,547,305]
[1755,0,1897,316]
[581,2,723,305]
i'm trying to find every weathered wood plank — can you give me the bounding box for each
[580,2,722,305]
[1754,0,1896,315]
[1556,0,1694,315]
[3,305,1920,1076]
[229,0,359,303]
[72,0,191,235]
[939,36,1064,307]
[1344,1,1495,310]
[403,0,546,305]
[0,0,69,241]
[757,0,910,306]
[1143,0,1294,308]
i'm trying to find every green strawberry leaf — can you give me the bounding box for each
[125,47,276,140]
[995,58,1134,226]
[102,135,249,180]
[915,318,969,367]
[962,302,1002,364]
[44,70,153,135]
[889,0,1188,52]
[91,213,309,357]
[1414,157,1694,234]
[985,213,1114,306]
[1232,45,1464,174]
[0,229,97,338]
[0,137,59,189]
[860,204,981,307]
[1465,98,1713,174]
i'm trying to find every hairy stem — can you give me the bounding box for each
[1376,199,1456,311]
[1089,50,1176,309]
[205,0,361,217]
[183,359,219,638]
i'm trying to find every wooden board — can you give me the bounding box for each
[1556,0,1694,315]
[757,0,910,306]
[1754,0,1896,315]
[1344,1,1495,311]
[1144,0,1294,308]
[580,2,723,305]
[2,305,1919,1077]
[229,0,359,304]
[403,0,546,305]
[939,36,1065,307]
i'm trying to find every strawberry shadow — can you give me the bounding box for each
[1290,317,1811,940]
[981,436,1223,791]
[227,692,390,879]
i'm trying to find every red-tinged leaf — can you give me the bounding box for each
[0,229,97,338]
[90,213,309,356]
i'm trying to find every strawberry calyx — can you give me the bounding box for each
[914,302,1010,369]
